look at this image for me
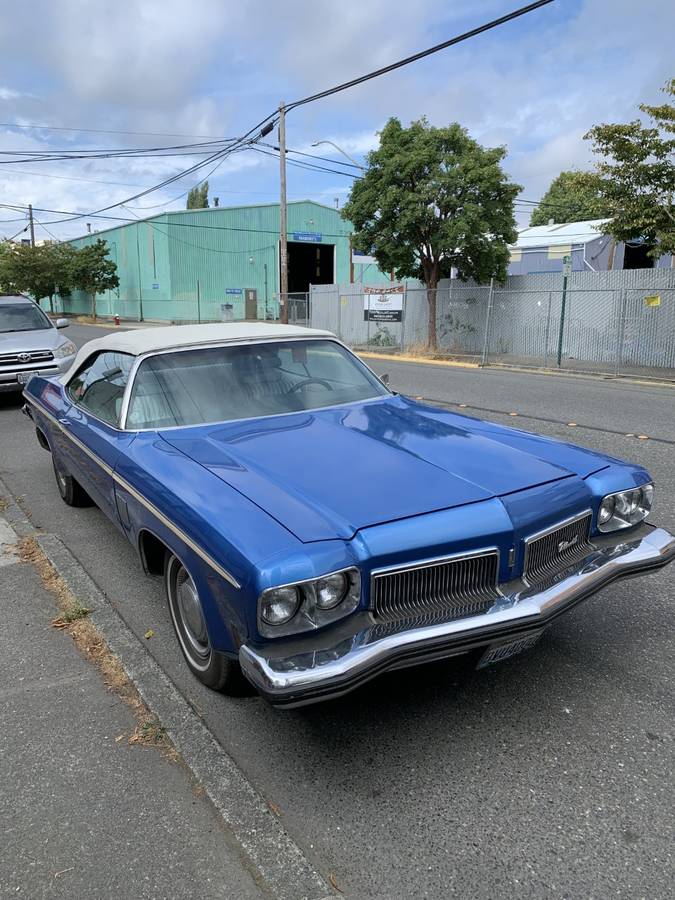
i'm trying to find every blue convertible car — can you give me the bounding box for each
[23,323,675,707]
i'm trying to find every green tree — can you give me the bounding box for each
[585,78,675,259]
[70,239,119,319]
[529,170,611,225]
[0,242,77,312]
[186,180,209,209]
[342,118,519,349]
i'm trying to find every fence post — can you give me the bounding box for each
[400,288,407,351]
[480,277,495,366]
[614,289,628,377]
[337,289,342,340]
[556,273,569,367]
[366,291,371,348]
[543,291,553,368]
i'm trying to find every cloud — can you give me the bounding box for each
[0,0,673,237]
[0,87,24,101]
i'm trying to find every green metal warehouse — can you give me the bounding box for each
[58,200,389,321]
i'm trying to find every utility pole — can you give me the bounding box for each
[278,101,289,324]
[28,204,35,247]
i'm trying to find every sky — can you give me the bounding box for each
[0,0,672,242]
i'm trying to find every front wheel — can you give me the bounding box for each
[164,552,250,695]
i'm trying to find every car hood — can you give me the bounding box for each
[0,326,60,353]
[161,395,609,543]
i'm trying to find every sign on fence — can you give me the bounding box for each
[644,294,661,307]
[363,285,404,322]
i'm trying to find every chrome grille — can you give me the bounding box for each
[0,349,54,368]
[524,512,592,584]
[370,551,499,624]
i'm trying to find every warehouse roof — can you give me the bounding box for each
[513,219,609,249]
[68,199,347,242]
[61,322,335,381]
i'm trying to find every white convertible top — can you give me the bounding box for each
[60,321,335,382]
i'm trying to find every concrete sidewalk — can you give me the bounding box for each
[0,516,265,900]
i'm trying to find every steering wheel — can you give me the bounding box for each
[286,378,334,393]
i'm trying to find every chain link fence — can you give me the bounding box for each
[310,275,675,380]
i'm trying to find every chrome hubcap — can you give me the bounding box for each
[175,567,209,657]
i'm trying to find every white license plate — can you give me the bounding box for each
[17,371,41,384]
[477,630,544,669]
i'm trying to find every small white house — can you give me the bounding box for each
[508,219,673,275]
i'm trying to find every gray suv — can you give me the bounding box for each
[0,294,77,394]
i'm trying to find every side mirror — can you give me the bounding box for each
[380,373,390,387]
[55,318,69,329]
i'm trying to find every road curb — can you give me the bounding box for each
[358,350,675,388]
[359,350,479,369]
[35,533,333,900]
[0,478,333,900]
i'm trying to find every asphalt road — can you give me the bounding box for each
[1,323,673,899]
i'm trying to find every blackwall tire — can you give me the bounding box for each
[52,455,93,507]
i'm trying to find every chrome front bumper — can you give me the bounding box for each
[0,358,74,393]
[240,524,675,708]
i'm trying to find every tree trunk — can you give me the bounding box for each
[426,278,438,351]
[49,294,54,314]
[91,292,97,320]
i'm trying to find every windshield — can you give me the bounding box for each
[0,302,52,333]
[126,339,388,429]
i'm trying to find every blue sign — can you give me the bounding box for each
[225,288,243,295]
[292,232,322,243]
[151,283,160,289]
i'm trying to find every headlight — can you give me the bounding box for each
[597,484,654,533]
[315,572,348,609]
[54,340,77,359]
[260,586,300,626]
[258,568,360,637]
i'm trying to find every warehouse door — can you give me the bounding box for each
[244,289,258,319]
[286,242,334,293]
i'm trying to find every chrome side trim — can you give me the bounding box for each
[240,525,675,707]
[24,395,241,589]
[523,508,592,545]
[370,546,499,577]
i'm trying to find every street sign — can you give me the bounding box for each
[291,232,322,243]
[562,255,572,277]
[225,288,242,295]
[352,250,377,266]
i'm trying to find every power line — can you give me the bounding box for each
[28,143,258,226]
[2,224,29,242]
[119,202,280,256]
[286,1,555,110]
[0,3,555,230]
[0,121,231,140]
[0,202,353,239]
[259,141,363,170]
[32,216,60,242]
[252,145,360,179]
